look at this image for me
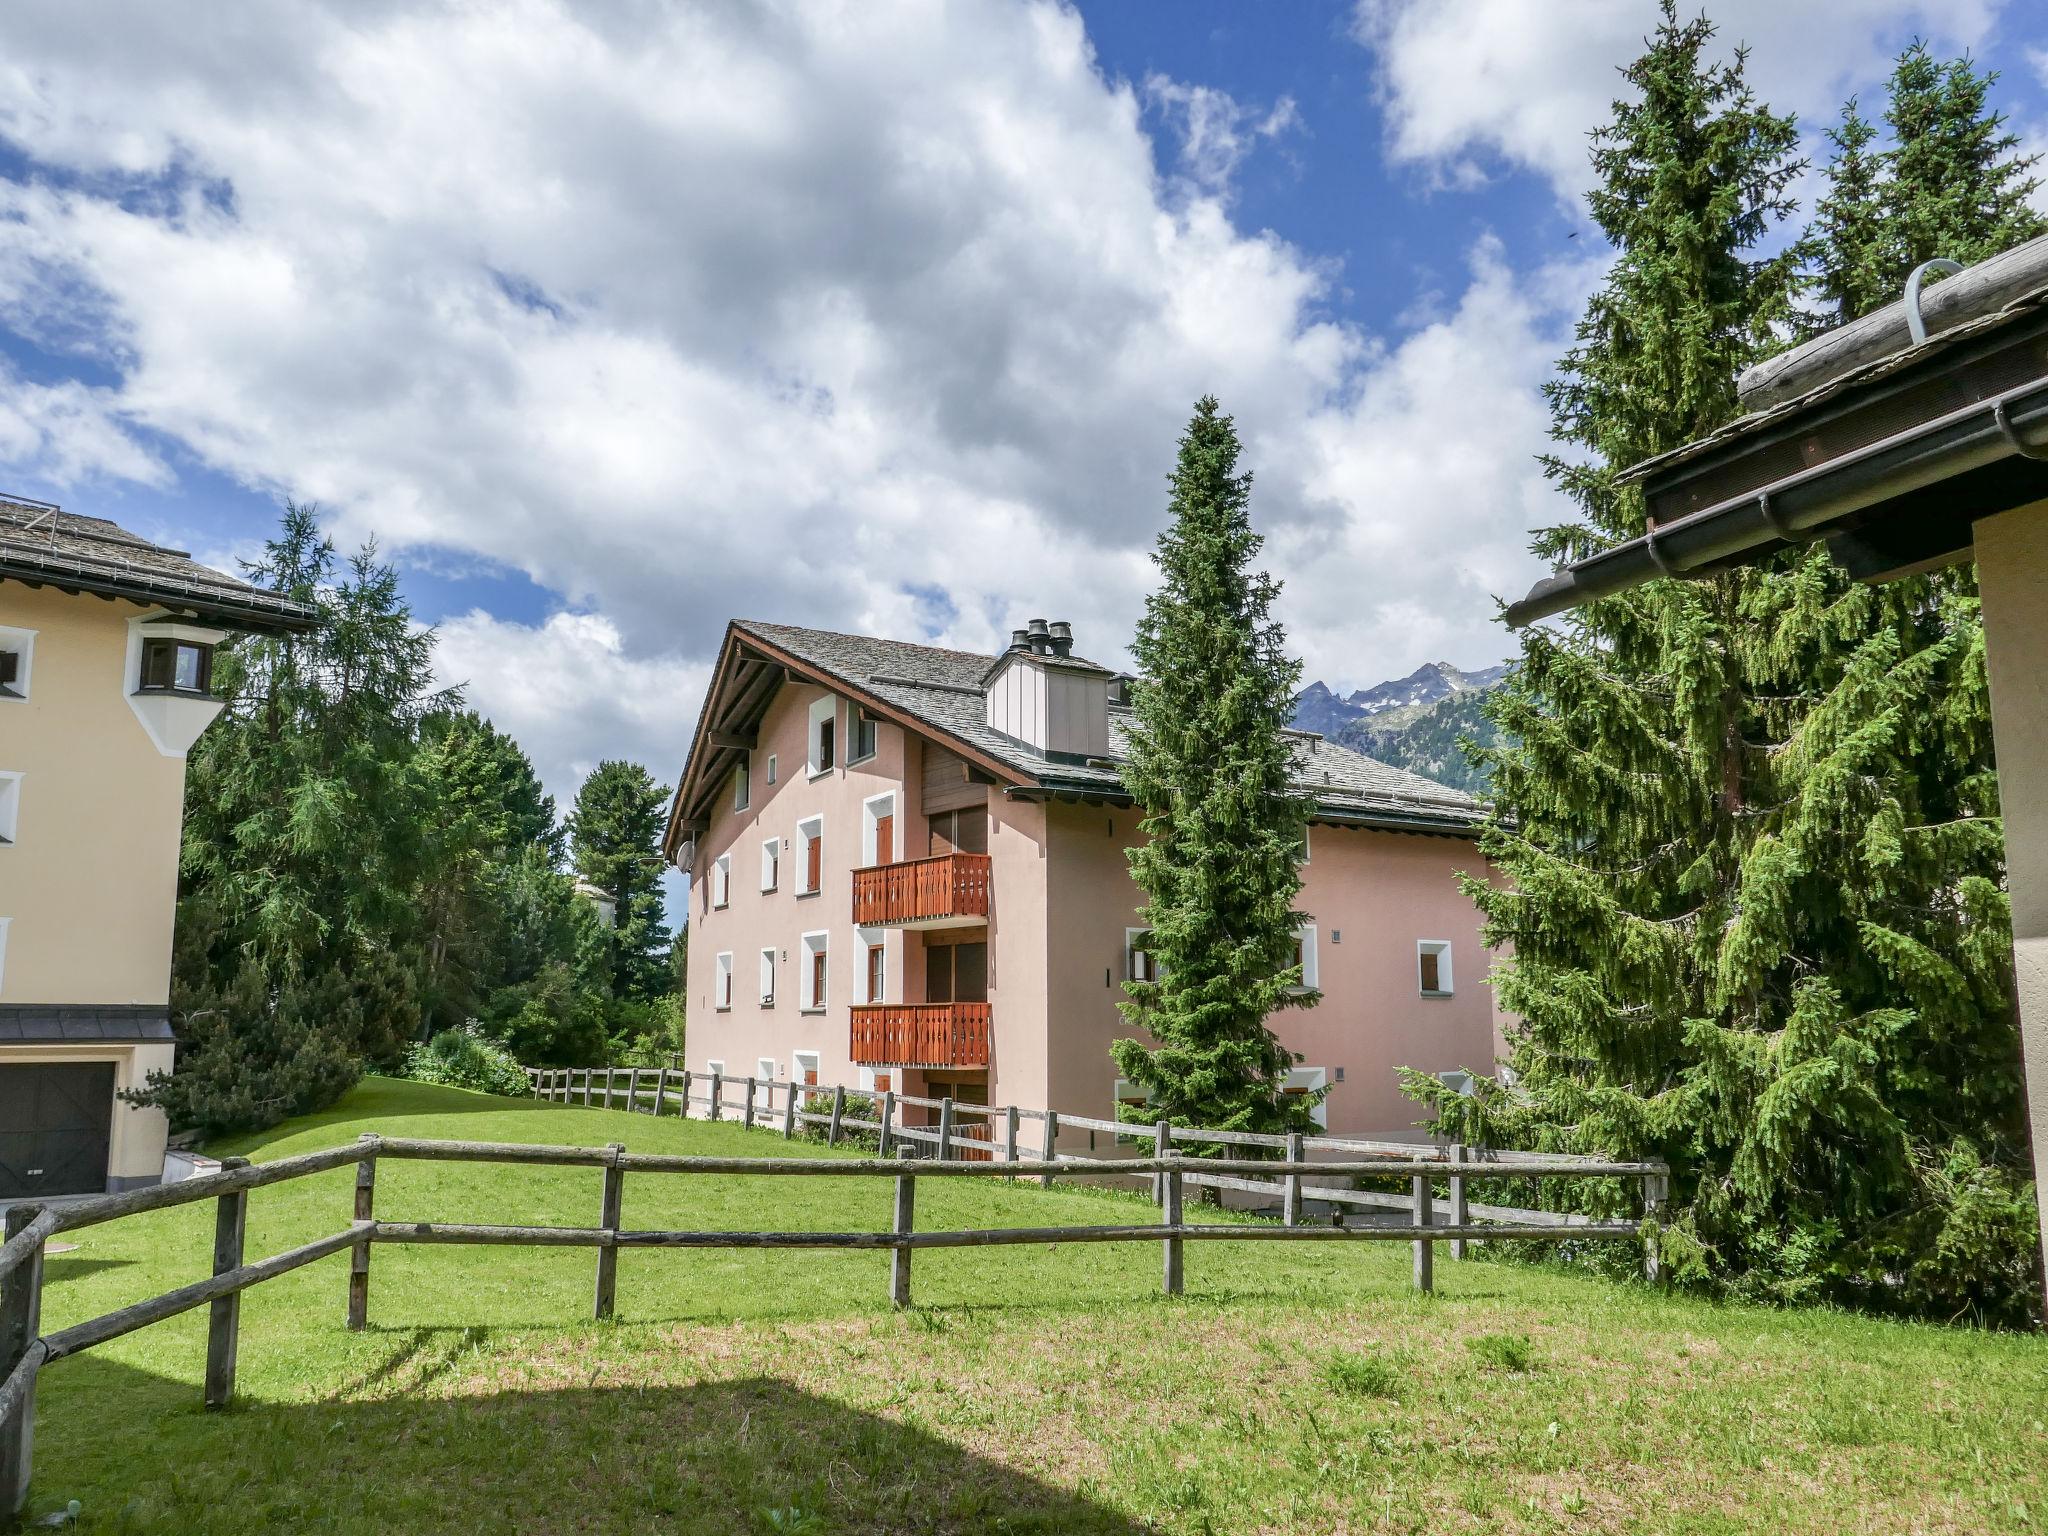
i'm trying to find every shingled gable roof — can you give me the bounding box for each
[0,495,317,632]
[665,618,1483,856]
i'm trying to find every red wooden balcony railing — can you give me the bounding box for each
[848,1001,992,1069]
[850,852,991,927]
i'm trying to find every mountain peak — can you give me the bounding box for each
[1292,658,1510,737]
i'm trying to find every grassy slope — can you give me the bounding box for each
[29,1078,2047,1535]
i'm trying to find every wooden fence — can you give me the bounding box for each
[524,1066,1670,1263]
[0,1074,1666,1518]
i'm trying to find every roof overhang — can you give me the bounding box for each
[1507,300,2048,627]
[661,623,1033,862]
[0,555,317,633]
[1003,782,1482,839]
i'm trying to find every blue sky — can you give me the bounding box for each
[1,0,2044,814]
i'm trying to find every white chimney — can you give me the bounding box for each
[984,618,1110,758]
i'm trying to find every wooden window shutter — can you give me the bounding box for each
[867,944,886,1003]
[807,830,823,892]
[876,813,894,866]
[1420,949,1440,994]
[812,947,828,1006]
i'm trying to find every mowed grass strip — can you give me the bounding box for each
[26,1078,2048,1534]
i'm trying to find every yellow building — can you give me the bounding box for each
[0,496,314,1197]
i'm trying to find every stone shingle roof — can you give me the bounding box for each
[733,619,1482,834]
[0,496,316,631]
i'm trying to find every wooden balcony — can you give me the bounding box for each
[849,1002,992,1069]
[850,852,991,929]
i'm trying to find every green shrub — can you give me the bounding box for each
[403,1023,531,1098]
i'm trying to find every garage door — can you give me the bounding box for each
[0,1062,116,1199]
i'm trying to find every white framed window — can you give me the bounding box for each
[796,815,824,895]
[861,791,897,866]
[794,1049,821,1088]
[1124,927,1157,983]
[706,1058,726,1078]
[799,930,829,1011]
[758,947,776,1006]
[1284,1066,1329,1129]
[1418,940,1453,997]
[858,1064,896,1094]
[712,853,731,909]
[766,753,778,785]
[0,625,36,701]
[0,773,20,846]
[1298,824,1311,864]
[807,696,838,777]
[849,706,880,764]
[856,927,894,1004]
[714,951,733,1010]
[760,836,780,892]
[0,915,10,995]
[757,1055,776,1083]
[1289,923,1319,994]
[734,756,751,810]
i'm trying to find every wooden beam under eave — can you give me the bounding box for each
[706,728,756,750]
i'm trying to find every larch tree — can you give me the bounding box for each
[1111,396,1320,1140]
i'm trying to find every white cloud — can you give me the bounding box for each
[0,0,1587,753]
[1355,0,2004,200]
[0,367,166,488]
[1144,75,1302,195]
[433,609,707,817]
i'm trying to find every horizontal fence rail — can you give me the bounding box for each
[0,1072,1669,1518]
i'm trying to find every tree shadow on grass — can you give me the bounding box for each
[32,1351,1148,1534]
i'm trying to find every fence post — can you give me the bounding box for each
[1004,1105,1020,1174]
[594,1142,626,1321]
[709,1069,723,1121]
[878,1089,896,1156]
[744,1076,758,1130]
[582,1069,593,1108]
[1161,1135,1184,1297]
[1152,1120,1170,1205]
[782,1080,798,1138]
[1412,1172,1434,1293]
[1284,1132,1304,1228]
[828,1085,845,1147]
[204,1156,250,1410]
[0,1202,47,1518]
[679,1069,693,1118]
[937,1096,955,1161]
[890,1153,917,1308]
[347,1133,376,1331]
[1643,1169,1669,1284]
[1449,1144,1470,1260]
[1040,1110,1058,1189]
[655,1067,670,1116]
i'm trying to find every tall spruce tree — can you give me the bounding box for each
[1805,101,1890,328]
[1884,44,2043,279]
[1110,396,1320,1139]
[568,759,675,1006]
[1435,13,2042,1323]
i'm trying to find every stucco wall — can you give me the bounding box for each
[0,583,188,1006]
[0,582,192,1185]
[1041,802,1502,1139]
[1974,499,2048,1279]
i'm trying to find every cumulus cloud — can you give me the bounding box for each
[1355,0,2004,199]
[0,367,166,488]
[0,0,1586,766]
[433,610,708,816]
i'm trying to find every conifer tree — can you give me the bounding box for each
[1805,102,1890,327]
[568,759,675,1006]
[1111,396,1320,1138]
[1434,14,2043,1323]
[1884,44,2043,277]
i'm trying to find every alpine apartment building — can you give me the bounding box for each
[0,497,315,1198]
[669,618,1506,1141]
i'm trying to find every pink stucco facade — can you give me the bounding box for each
[685,671,1505,1142]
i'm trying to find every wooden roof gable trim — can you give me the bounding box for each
[663,623,1030,858]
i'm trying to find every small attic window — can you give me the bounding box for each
[138,637,214,696]
[0,625,34,700]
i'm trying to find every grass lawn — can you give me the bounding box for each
[24,1076,2048,1534]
